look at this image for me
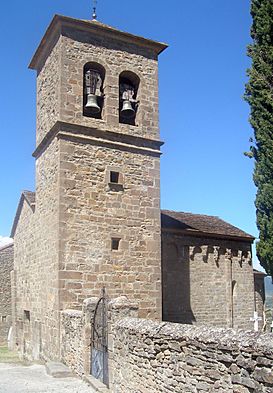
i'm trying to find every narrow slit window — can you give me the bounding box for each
[110,171,120,184]
[24,310,30,322]
[111,238,120,251]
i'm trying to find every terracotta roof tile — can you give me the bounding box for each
[161,210,254,241]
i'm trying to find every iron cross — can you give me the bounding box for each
[92,0,98,20]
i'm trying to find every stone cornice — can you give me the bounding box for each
[161,227,255,243]
[29,14,168,71]
[32,121,164,158]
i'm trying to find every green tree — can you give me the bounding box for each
[244,0,273,278]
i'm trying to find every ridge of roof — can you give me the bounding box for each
[161,209,254,241]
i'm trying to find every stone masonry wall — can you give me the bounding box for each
[60,296,138,383]
[112,317,273,393]
[21,16,162,364]
[13,200,36,357]
[254,273,266,331]
[36,37,61,145]
[162,232,254,330]
[32,138,60,360]
[33,18,162,324]
[0,243,13,345]
[58,137,161,320]
[35,24,160,148]
[59,29,159,140]
[14,139,60,361]
[36,23,159,145]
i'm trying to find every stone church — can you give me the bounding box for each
[8,14,264,361]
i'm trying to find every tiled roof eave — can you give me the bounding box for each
[162,226,255,243]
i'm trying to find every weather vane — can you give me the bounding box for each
[92,0,98,20]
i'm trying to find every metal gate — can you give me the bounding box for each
[90,288,109,386]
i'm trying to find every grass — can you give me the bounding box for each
[0,346,21,363]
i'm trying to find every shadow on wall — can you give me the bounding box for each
[162,240,196,324]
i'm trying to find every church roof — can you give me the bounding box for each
[161,210,255,242]
[10,191,35,238]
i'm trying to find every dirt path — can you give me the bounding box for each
[0,348,94,393]
[0,363,95,393]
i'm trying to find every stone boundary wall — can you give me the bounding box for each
[0,243,14,346]
[61,309,84,375]
[60,296,138,382]
[112,318,273,393]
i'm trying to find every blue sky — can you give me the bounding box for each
[0,1,260,267]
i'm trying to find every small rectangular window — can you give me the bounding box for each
[1,316,6,323]
[110,171,120,184]
[24,310,30,322]
[111,238,121,251]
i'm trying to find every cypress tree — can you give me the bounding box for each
[244,0,273,278]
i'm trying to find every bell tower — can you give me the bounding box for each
[30,15,167,321]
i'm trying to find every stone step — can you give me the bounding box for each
[84,375,110,393]
[45,362,74,378]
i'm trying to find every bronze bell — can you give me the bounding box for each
[121,100,135,118]
[85,94,101,114]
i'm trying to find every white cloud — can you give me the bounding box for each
[0,236,13,248]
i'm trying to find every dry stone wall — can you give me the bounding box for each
[61,309,84,375]
[0,243,13,345]
[162,232,254,330]
[112,317,273,393]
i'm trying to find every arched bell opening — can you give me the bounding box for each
[119,71,140,126]
[83,62,105,119]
